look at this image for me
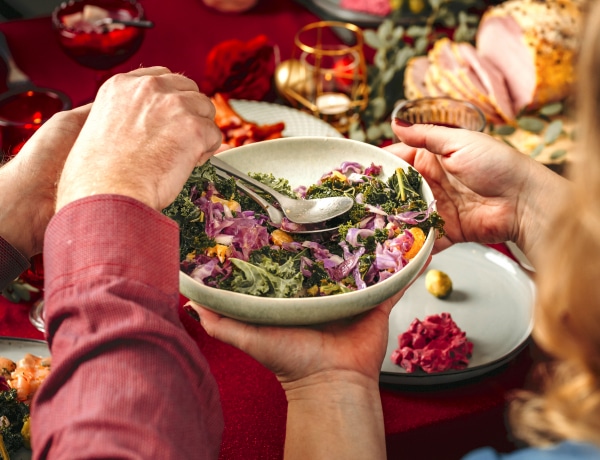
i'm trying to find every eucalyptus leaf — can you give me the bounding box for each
[530,143,545,158]
[544,119,564,144]
[406,25,428,38]
[518,117,545,134]
[414,36,429,55]
[366,124,383,142]
[378,20,394,43]
[439,10,457,27]
[373,49,388,70]
[364,29,382,50]
[550,149,567,160]
[371,96,387,119]
[392,25,405,43]
[348,124,366,142]
[394,47,415,69]
[381,67,397,85]
[453,23,470,42]
[494,125,516,136]
[380,122,395,139]
[539,102,563,116]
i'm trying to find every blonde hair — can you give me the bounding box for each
[508,0,600,447]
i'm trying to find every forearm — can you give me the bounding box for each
[515,159,572,266]
[283,371,386,460]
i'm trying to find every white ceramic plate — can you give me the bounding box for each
[0,337,49,460]
[229,99,343,138]
[380,243,535,385]
[180,136,436,325]
[293,0,425,27]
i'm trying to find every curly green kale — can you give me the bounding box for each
[0,388,30,456]
[248,172,296,198]
[163,163,216,259]
[387,166,422,203]
[228,258,304,298]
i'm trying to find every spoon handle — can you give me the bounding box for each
[210,156,291,204]
[214,168,283,225]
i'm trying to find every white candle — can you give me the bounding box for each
[315,93,352,115]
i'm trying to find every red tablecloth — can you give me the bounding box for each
[0,1,535,457]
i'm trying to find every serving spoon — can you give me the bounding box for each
[214,169,341,234]
[210,156,354,224]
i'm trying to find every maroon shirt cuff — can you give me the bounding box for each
[44,194,180,301]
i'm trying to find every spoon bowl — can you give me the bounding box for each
[211,156,354,224]
[215,168,341,234]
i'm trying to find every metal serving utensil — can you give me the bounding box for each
[210,156,353,225]
[214,168,341,235]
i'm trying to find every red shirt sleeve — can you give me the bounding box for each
[32,195,223,459]
[0,235,30,291]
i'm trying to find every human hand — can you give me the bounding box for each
[0,105,90,258]
[191,286,412,389]
[386,122,569,256]
[56,67,222,212]
[194,257,429,459]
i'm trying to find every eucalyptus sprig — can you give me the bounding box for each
[490,101,574,162]
[348,0,487,145]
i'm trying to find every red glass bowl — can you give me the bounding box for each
[52,0,146,71]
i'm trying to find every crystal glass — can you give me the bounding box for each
[277,21,368,133]
[392,97,487,132]
[52,0,148,93]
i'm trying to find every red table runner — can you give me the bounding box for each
[0,0,535,456]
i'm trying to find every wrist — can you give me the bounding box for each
[282,371,386,460]
[515,160,571,263]
[0,162,41,258]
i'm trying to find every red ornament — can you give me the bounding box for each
[201,34,275,101]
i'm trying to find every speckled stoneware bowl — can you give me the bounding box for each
[179,136,436,325]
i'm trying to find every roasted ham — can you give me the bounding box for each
[476,0,583,113]
[402,0,583,125]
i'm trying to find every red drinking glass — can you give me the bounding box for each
[392,97,486,132]
[52,0,148,92]
[0,89,72,160]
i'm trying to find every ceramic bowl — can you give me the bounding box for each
[179,136,437,325]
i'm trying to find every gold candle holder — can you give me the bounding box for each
[275,21,369,133]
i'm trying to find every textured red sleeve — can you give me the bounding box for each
[0,236,30,291]
[32,195,223,459]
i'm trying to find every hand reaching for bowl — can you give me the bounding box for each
[56,67,222,213]
[0,105,90,259]
[385,122,571,266]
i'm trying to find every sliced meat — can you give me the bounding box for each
[403,56,431,100]
[427,38,504,124]
[451,41,515,123]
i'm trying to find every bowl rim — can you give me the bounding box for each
[179,136,437,325]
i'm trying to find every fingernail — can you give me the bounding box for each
[183,304,201,322]
[394,118,413,127]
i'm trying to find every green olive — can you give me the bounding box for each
[425,269,453,299]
